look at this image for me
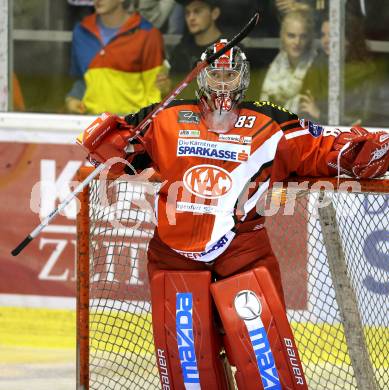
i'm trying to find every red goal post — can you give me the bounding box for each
[76,166,389,390]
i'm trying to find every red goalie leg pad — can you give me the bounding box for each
[211,267,307,390]
[149,269,228,390]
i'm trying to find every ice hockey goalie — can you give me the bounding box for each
[77,40,389,389]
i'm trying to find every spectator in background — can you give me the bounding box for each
[135,0,177,30]
[166,1,185,34]
[166,0,222,99]
[299,14,377,125]
[169,0,222,74]
[167,0,271,100]
[347,0,389,126]
[275,0,327,18]
[275,0,326,37]
[260,4,316,113]
[215,0,278,70]
[298,17,328,122]
[66,0,165,115]
[275,0,320,14]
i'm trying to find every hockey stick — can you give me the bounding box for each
[11,163,106,256]
[11,11,260,256]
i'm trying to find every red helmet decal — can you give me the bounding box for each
[214,42,234,69]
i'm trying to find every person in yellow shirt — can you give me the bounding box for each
[66,0,165,115]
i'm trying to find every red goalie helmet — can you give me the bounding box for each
[197,39,250,133]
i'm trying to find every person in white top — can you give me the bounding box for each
[260,4,317,113]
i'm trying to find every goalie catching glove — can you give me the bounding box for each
[328,127,389,178]
[76,113,143,173]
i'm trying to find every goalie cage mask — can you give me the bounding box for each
[197,39,250,133]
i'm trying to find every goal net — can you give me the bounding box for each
[76,166,389,390]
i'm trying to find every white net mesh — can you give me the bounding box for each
[78,174,389,389]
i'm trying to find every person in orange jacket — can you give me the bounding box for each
[66,0,166,115]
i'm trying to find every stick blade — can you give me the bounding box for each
[206,11,261,64]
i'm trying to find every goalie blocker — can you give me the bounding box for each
[149,266,307,389]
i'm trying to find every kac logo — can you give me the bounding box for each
[183,164,233,199]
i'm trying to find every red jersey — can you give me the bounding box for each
[127,100,337,261]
